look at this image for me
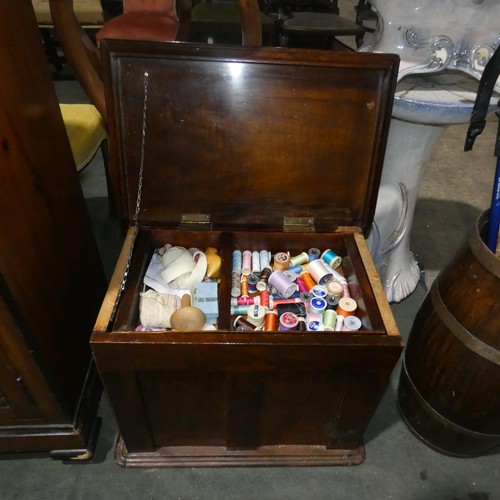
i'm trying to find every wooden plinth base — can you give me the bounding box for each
[115,436,365,468]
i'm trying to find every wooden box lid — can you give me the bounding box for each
[102,41,399,232]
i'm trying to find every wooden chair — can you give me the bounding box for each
[276,0,371,50]
[49,0,264,122]
[59,103,107,172]
[189,0,275,46]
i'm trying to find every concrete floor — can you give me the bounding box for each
[0,71,498,498]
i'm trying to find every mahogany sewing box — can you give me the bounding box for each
[91,40,404,467]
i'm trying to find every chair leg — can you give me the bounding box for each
[99,139,118,219]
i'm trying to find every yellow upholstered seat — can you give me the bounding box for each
[59,103,106,171]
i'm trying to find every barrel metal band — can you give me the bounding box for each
[432,283,500,366]
[401,358,500,440]
[469,215,500,279]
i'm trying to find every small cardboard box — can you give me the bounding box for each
[91,40,403,467]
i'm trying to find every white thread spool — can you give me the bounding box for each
[307,259,333,285]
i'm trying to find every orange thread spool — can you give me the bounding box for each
[336,297,357,318]
[240,276,249,297]
[273,252,290,271]
[264,310,278,331]
[300,272,316,291]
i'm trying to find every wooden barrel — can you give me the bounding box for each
[398,211,500,457]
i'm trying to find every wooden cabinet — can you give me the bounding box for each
[0,0,107,458]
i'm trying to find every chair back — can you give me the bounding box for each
[124,0,177,17]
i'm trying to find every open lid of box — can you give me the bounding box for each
[101,41,399,233]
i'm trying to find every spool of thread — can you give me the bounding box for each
[246,304,266,328]
[307,259,333,285]
[268,270,297,299]
[252,250,261,274]
[257,266,272,291]
[273,252,290,271]
[327,280,344,298]
[231,271,241,298]
[231,305,249,315]
[232,250,242,272]
[233,315,256,331]
[308,247,321,261]
[300,271,316,291]
[307,313,323,332]
[309,297,327,315]
[288,265,304,276]
[260,290,270,309]
[322,261,347,285]
[325,295,340,309]
[296,276,308,292]
[321,249,342,269]
[311,285,328,298]
[342,283,351,298]
[264,310,278,331]
[283,270,297,282]
[279,311,299,331]
[241,250,252,276]
[270,297,303,308]
[247,274,259,294]
[260,250,271,270]
[337,297,357,318]
[323,309,337,330]
[231,296,260,306]
[290,251,309,267]
[300,291,313,308]
[342,315,362,331]
[240,276,249,297]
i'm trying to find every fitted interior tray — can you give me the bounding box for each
[99,226,394,336]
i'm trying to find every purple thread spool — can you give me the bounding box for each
[268,270,297,299]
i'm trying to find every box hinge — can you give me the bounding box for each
[179,213,212,230]
[283,216,315,233]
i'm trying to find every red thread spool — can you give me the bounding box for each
[260,290,270,309]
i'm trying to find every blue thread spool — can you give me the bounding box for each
[307,312,323,331]
[247,274,259,293]
[232,250,242,272]
[308,248,321,261]
[311,285,328,298]
[230,305,249,315]
[321,249,342,269]
[288,264,304,275]
[259,250,271,269]
[310,297,327,315]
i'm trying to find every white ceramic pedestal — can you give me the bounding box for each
[366,72,497,302]
[360,0,500,302]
